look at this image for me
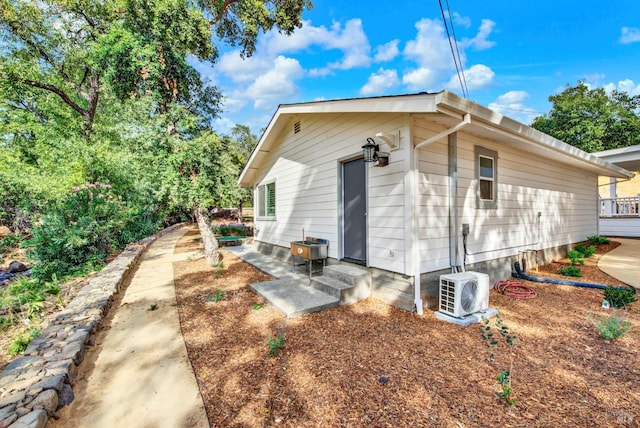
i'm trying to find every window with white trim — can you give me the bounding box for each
[475,146,498,209]
[257,182,276,218]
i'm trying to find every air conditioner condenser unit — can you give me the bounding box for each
[438,271,490,318]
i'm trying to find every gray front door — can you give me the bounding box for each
[342,157,366,264]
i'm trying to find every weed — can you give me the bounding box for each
[8,328,40,355]
[558,266,582,277]
[604,287,637,309]
[592,313,630,340]
[587,235,610,245]
[573,244,595,258]
[208,290,225,302]
[149,304,158,311]
[253,303,264,310]
[267,328,285,358]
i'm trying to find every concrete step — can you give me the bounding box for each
[250,279,339,319]
[324,264,370,285]
[309,275,352,299]
[321,264,371,305]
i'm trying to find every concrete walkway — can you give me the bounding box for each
[598,237,640,289]
[53,228,209,428]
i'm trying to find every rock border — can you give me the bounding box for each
[0,223,185,428]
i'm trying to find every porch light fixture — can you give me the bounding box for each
[362,138,379,162]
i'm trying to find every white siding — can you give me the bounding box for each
[253,112,409,273]
[414,118,598,272]
[599,218,640,237]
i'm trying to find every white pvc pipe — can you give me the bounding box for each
[412,114,471,315]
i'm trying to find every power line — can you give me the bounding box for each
[445,0,468,98]
[438,0,468,98]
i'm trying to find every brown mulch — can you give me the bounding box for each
[173,229,640,427]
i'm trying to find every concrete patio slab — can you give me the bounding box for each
[250,280,339,318]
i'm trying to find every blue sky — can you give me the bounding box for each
[202,0,640,135]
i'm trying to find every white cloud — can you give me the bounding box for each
[373,40,400,62]
[445,64,495,91]
[403,18,457,70]
[452,12,471,28]
[620,27,640,44]
[217,52,271,83]
[603,79,640,96]
[488,91,538,124]
[246,56,304,110]
[402,67,437,91]
[463,19,496,50]
[360,68,400,95]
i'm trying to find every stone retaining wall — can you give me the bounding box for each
[0,224,185,428]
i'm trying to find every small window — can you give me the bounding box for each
[475,146,498,209]
[257,182,276,218]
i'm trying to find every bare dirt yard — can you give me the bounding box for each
[173,229,640,427]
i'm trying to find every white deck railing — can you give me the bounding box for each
[600,195,640,217]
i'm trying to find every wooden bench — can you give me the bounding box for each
[215,235,246,246]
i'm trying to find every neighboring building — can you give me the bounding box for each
[594,145,640,237]
[239,91,632,313]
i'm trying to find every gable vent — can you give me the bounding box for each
[293,121,301,134]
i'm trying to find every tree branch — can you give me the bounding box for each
[20,79,88,119]
[209,0,243,25]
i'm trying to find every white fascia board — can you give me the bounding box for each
[437,91,635,179]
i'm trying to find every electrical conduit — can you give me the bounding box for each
[411,113,471,315]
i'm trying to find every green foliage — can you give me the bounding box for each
[496,369,515,406]
[8,328,40,355]
[592,313,630,340]
[480,316,518,406]
[214,225,247,236]
[27,182,157,281]
[588,235,610,245]
[567,250,585,266]
[267,329,286,358]
[573,244,595,258]
[531,82,640,152]
[558,266,582,277]
[252,303,264,310]
[208,290,225,302]
[604,287,637,309]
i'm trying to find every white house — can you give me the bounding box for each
[239,91,633,313]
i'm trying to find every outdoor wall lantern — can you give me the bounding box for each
[362,137,389,167]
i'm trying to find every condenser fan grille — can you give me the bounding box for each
[460,280,479,312]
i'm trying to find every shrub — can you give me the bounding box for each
[27,182,157,281]
[214,225,246,236]
[604,287,637,309]
[567,250,585,266]
[558,266,582,277]
[588,235,610,245]
[592,313,630,340]
[573,244,595,258]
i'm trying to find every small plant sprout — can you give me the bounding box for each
[267,327,285,358]
[208,290,225,302]
[253,303,264,310]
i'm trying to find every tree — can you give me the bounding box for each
[531,82,640,152]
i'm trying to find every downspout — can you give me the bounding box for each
[412,113,471,315]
